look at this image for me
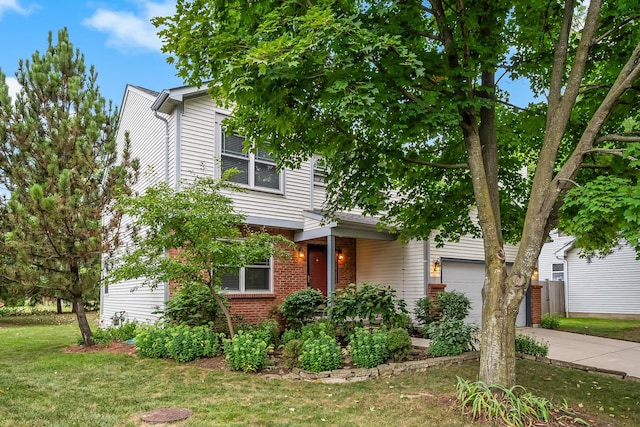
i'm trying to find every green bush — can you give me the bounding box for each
[134,323,220,362]
[134,326,171,359]
[281,338,303,368]
[280,328,301,346]
[414,296,437,330]
[515,333,549,357]
[386,327,413,361]
[279,288,325,330]
[540,313,560,329]
[223,330,271,372]
[164,324,221,362]
[437,291,471,321]
[428,319,478,357]
[348,327,389,368]
[249,319,280,347]
[301,319,336,341]
[161,282,223,327]
[92,322,139,345]
[327,283,408,334]
[299,331,342,372]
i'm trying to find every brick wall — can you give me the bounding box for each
[530,284,543,325]
[336,237,356,290]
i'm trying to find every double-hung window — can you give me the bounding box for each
[551,263,564,281]
[220,259,273,293]
[221,132,281,191]
[313,157,327,185]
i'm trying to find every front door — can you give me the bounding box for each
[308,245,327,296]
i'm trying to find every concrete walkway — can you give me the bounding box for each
[518,327,640,378]
[412,329,640,379]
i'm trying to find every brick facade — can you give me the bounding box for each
[530,284,543,326]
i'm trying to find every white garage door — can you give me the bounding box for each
[441,260,526,327]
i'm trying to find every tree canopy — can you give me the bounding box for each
[0,29,138,344]
[153,0,640,386]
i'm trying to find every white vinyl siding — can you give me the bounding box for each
[356,239,425,317]
[566,244,640,316]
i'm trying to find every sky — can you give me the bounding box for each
[0,0,185,108]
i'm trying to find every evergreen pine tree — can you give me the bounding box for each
[0,28,138,344]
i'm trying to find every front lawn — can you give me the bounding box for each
[1,315,639,426]
[557,317,640,343]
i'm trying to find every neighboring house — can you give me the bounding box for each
[538,230,640,319]
[101,84,528,327]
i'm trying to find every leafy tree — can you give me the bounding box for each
[0,29,138,344]
[106,176,294,337]
[153,1,640,386]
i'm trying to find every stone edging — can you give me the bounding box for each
[517,353,640,382]
[262,352,480,383]
[261,351,640,383]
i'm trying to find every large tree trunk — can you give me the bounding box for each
[56,298,62,314]
[73,296,94,346]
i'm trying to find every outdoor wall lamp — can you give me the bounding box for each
[337,249,344,262]
[431,259,441,276]
[532,268,539,280]
[297,246,305,259]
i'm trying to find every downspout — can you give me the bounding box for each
[424,239,430,296]
[152,108,170,304]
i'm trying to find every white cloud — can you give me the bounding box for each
[0,0,31,19]
[6,76,21,100]
[83,1,175,53]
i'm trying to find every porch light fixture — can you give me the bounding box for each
[297,246,305,259]
[431,259,441,276]
[532,268,539,280]
[337,249,344,262]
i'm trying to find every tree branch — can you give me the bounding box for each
[582,148,638,161]
[595,134,640,144]
[594,15,640,45]
[402,156,469,169]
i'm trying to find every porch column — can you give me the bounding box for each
[327,235,336,297]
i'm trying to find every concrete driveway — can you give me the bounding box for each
[518,327,640,379]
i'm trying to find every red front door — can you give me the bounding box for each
[308,245,327,296]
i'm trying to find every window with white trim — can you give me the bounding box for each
[313,157,327,185]
[220,259,272,292]
[221,132,281,191]
[552,263,564,281]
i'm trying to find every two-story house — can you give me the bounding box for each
[101,84,529,328]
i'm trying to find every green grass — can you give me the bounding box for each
[557,317,640,343]
[1,315,639,426]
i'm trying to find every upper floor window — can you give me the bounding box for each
[220,259,272,293]
[313,157,327,185]
[552,263,564,281]
[221,132,281,191]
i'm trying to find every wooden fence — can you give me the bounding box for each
[539,279,565,317]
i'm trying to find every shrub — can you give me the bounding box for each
[279,288,325,330]
[437,291,471,321]
[161,282,223,327]
[134,323,220,362]
[92,322,139,345]
[427,319,478,357]
[386,328,413,361]
[135,326,171,359]
[348,327,389,368]
[280,328,301,346]
[414,296,437,331]
[281,338,303,368]
[541,313,560,329]
[250,319,281,347]
[164,324,221,362]
[327,283,408,334]
[223,330,271,372]
[301,319,336,341]
[515,333,549,357]
[299,331,342,372]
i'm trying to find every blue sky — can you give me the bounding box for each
[0,0,184,108]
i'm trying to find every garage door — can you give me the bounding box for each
[441,260,526,327]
